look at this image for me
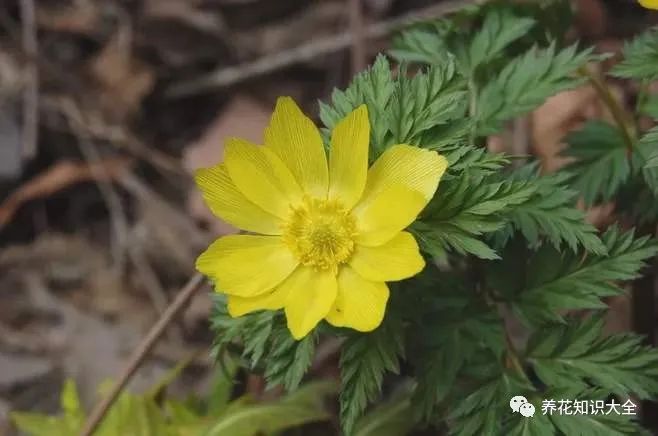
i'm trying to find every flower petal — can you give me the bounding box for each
[265,97,329,197]
[284,267,337,340]
[328,105,369,209]
[325,267,389,332]
[227,284,290,317]
[196,235,298,297]
[353,184,427,246]
[225,137,303,218]
[360,144,447,203]
[195,164,282,235]
[350,231,425,281]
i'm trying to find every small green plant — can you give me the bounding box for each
[11,359,335,436]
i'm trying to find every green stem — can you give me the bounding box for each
[580,66,636,156]
[504,327,527,378]
[636,79,650,114]
[486,291,529,381]
[468,78,478,144]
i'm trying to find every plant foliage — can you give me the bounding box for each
[12,363,334,436]
[205,3,658,436]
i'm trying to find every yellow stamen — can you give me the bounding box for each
[283,197,357,272]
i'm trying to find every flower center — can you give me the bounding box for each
[283,197,357,272]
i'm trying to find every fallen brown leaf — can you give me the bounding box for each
[183,95,271,235]
[0,158,133,230]
[88,29,155,120]
[532,86,599,172]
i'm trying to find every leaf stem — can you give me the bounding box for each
[487,294,529,380]
[636,79,650,114]
[580,66,636,156]
[468,78,478,143]
[79,273,206,436]
[504,327,527,378]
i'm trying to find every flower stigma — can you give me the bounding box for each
[283,196,357,272]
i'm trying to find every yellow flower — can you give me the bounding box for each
[640,0,658,9]
[195,97,447,339]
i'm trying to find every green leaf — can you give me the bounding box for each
[207,356,239,416]
[204,381,335,436]
[211,296,316,393]
[635,126,658,196]
[464,9,535,71]
[646,152,658,169]
[505,410,555,436]
[414,173,536,260]
[240,314,275,369]
[611,27,658,80]
[353,385,416,436]
[447,361,533,436]
[339,315,405,435]
[264,321,317,391]
[98,390,170,436]
[638,95,658,119]
[61,379,85,430]
[388,62,467,145]
[13,368,331,436]
[527,315,658,399]
[13,378,174,436]
[166,399,203,429]
[441,145,509,174]
[209,293,276,369]
[511,227,658,325]
[497,165,607,254]
[320,53,470,160]
[563,120,631,206]
[11,413,70,436]
[476,43,595,135]
[12,379,85,436]
[411,277,505,421]
[548,389,648,435]
[390,22,451,65]
[319,54,394,157]
[551,411,646,435]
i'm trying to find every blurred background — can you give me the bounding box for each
[0,0,656,435]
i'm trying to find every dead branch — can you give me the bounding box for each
[348,0,366,75]
[79,273,206,436]
[167,0,473,96]
[117,171,210,248]
[19,0,39,158]
[77,136,131,271]
[128,242,185,344]
[44,96,186,177]
[0,158,133,231]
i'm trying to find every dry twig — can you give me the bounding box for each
[117,171,210,248]
[0,158,133,230]
[76,136,130,270]
[127,241,185,344]
[79,273,206,436]
[19,0,39,158]
[167,0,471,96]
[44,96,186,177]
[348,0,366,74]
